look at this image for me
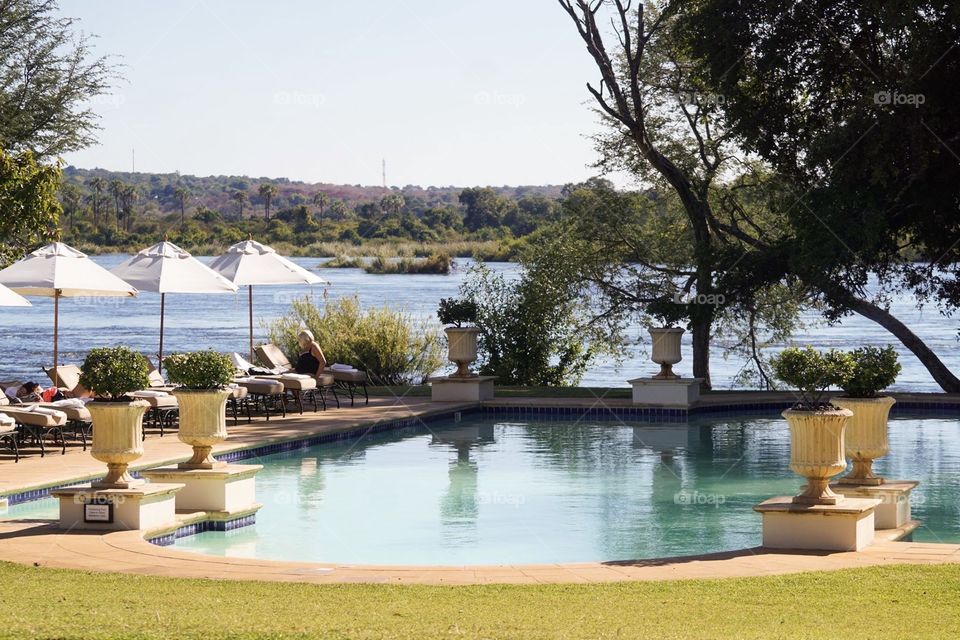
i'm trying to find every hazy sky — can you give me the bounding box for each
[58,0,605,187]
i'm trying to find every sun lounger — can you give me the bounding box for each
[143,356,177,391]
[130,390,179,436]
[234,377,286,420]
[0,414,19,462]
[327,363,369,406]
[35,399,92,450]
[253,344,346,409]
[227,384,251,425]
[0,399,68,456]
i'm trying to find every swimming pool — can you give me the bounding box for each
[7,412,959,564]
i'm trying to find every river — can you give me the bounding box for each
[0,255,956,392]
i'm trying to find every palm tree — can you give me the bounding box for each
[88,176,106,224]
[231,190,248,218]
[258,183,277,220]
[380,193,405,216]
[59,183,82,230]
[121,184,138,232]
[108,179,124,231]
[174,185,189,226]
[311,191,329,225]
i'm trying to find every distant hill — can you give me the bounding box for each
[57,166,569,256]
[62,166,566,219]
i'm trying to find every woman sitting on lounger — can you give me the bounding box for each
[295,329,327,377]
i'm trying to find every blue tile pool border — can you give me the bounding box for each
[5,399,960,507]
[147,513,258,546]
[3,469,144,506]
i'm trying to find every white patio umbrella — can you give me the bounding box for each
[0,282,30,307]
[0,242,137,370]
[208,239,327,360]
[111,241,238,372]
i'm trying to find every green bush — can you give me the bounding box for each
[364,252,452,275]
[322,255,365,269]
[266,296,444,385]
[80,347,150,400]
[164,350,234,390]
[437,297,478,327]
[770,346,855,410]
[459,263,601,386]
[841,345,901,398]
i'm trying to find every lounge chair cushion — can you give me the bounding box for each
[255,344,293,371]
[235,379,284,396]
[48,365,83,391]
[316,373,336,387]
[254,375,317,391]
[0,407,67,427]
[130,392,178,409]
[331,369,367,383]
[37,402,91,423]
[147,370,166,388]
[133,389,169,397]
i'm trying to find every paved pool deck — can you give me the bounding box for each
[1,390,959,585]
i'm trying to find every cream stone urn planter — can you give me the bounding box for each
[89,400,150,489]
[832,396,895,485]
[445,327,479,378]
[784,407,852,505]
[649,327,683,379]
[173,388,232,470]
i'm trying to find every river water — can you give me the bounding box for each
[0,255,956,391]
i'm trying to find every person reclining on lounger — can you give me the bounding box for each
[5,381,44,403]
[295,329,327,377]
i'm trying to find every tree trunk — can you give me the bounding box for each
[691,317,712,389]
[849,297,960,393]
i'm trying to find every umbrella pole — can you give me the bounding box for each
[53,290,59,371]
[159,292,165,373]
[249,285,254,363]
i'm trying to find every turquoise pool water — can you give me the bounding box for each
[7,413,960,564]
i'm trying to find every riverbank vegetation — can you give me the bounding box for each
[322,251,454,275]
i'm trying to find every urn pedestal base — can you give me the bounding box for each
[628,377,703,408]
[429,375,496,402]
[139,464,262,513]
[831,480,919,530]
[754,496,881,551]
[51,483,183,532]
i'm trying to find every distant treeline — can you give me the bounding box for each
[57,166,565,256]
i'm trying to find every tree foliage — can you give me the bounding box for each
[79,346,150,401]
[164,350,235,390]
[840,346,901,398]
[676,0,960,390]
[687,0,960,296]
[0,0,116,157]
[0,148,61,266]
[458,263,609,386]
[770,346,854,410]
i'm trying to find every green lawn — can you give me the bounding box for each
[3,562,958,639]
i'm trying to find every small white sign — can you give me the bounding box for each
[84,502,112,523]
